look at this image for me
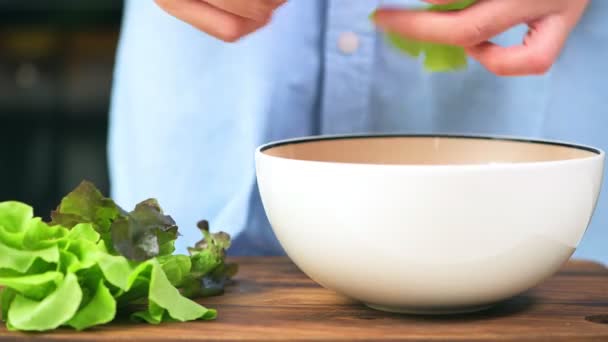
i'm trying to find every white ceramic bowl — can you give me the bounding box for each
[255,134,605,314]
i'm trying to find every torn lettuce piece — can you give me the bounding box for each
[111,199,178,261]
[131,260,217,324]
[50,180,122,247]
[188,221,228,276]
[50,181,178,261]
[192,262,239,298]
[429,0,477,11]
[182,221,238,298]
[380,0,477,72]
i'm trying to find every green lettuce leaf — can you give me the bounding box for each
[0,241,59,274]
[95,250,216,324]
[0,202,34,250]
[7,272,82,331]
[379,0,477,72]
[23,218,67,249]
[0,202,33,234]
[0,271,62,301]
[67,280,116,331]
[158,254,192,288]
[0,288,16,322]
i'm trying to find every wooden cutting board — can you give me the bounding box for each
[1,257,607,341]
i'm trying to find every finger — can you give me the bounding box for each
[155,0,266,42]
[205,0,286,21]
[465,16,569,76]
[374,0,554,47]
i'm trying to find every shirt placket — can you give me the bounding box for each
[319,0,380,134]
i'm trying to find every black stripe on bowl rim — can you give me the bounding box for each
[257,133,603,156]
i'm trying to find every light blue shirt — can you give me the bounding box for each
[109,0,608,261]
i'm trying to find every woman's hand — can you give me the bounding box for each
[155,0,286,42]
[373,0,590,76]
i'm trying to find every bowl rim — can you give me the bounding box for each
[256,133,605,166]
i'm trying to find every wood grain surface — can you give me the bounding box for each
[1,257,607,341]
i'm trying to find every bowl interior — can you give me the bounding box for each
[261,135,599,165]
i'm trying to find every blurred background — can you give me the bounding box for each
[0,0,123,218]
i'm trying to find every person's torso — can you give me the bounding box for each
[109,0,608,261]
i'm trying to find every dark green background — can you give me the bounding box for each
[0,1,123,219]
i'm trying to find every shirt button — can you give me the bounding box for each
[338,32,360,54]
